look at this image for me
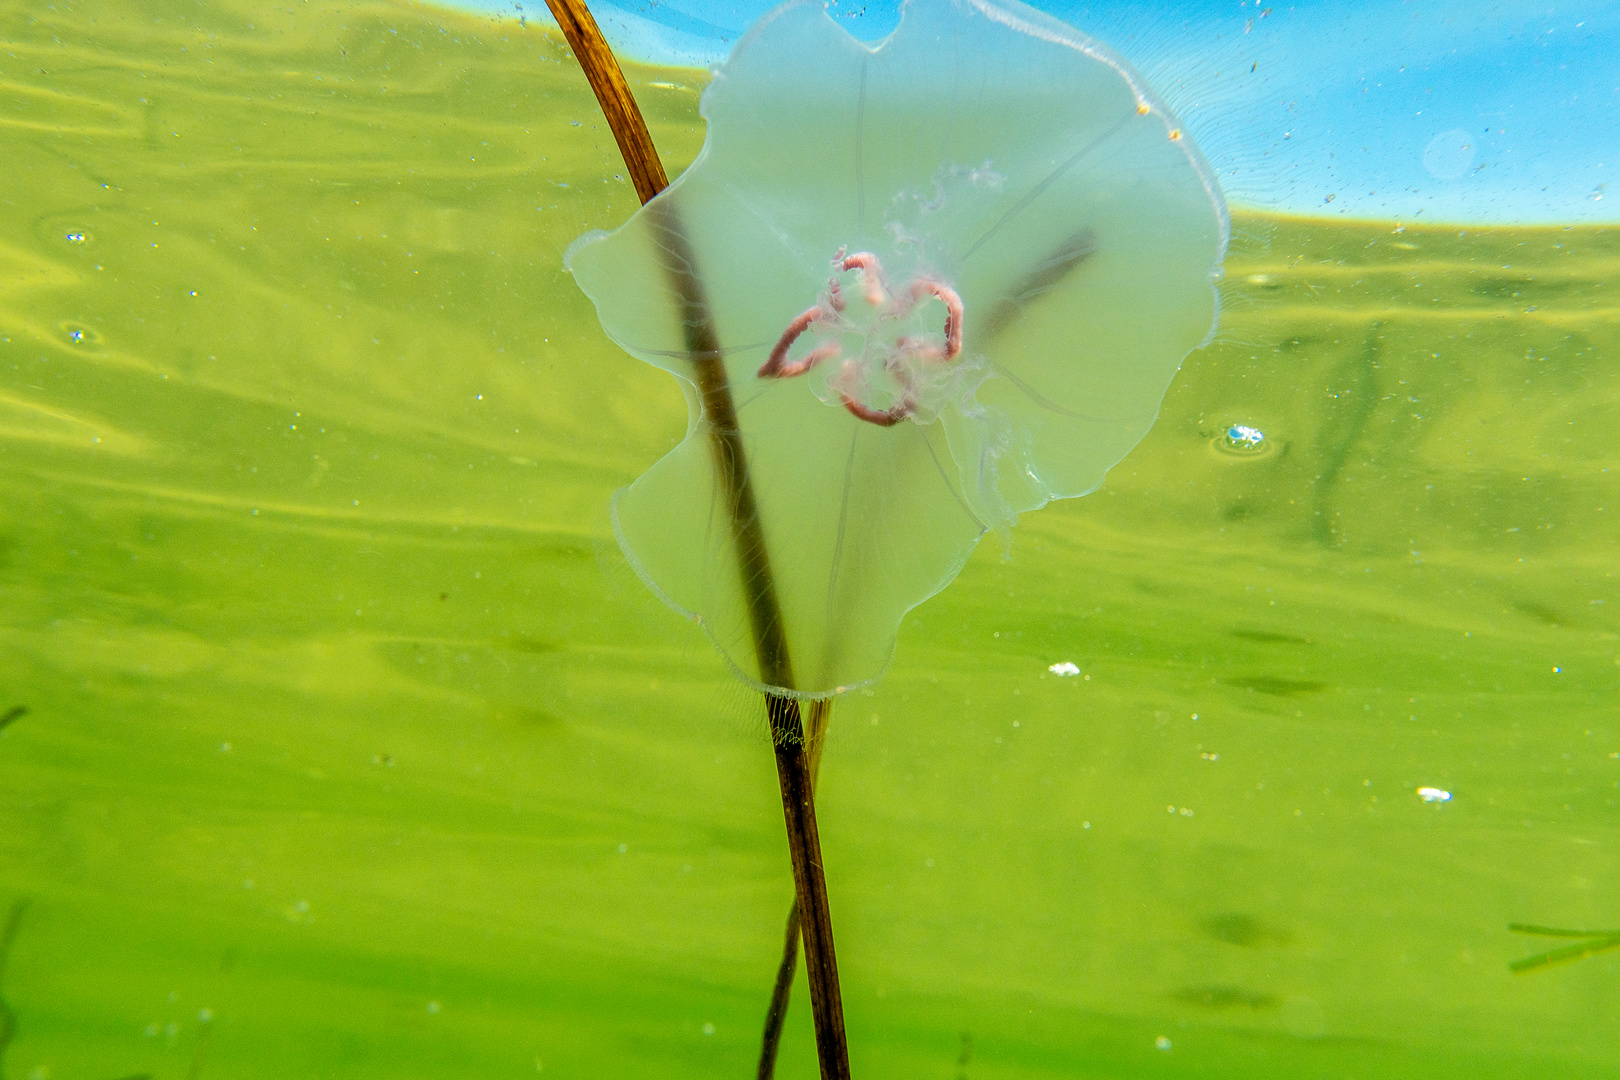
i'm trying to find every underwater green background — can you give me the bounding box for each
[1,1,1617,1077]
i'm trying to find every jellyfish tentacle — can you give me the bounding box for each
[840,251,889,306]
[769,255,964,424]
[835,358,913,427]
[759,305,833,378]
[909,279,964,359]
[840,394,909,427]
[893,334,944,364]
[778,343,843,378]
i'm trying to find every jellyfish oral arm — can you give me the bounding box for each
[839,250,890,306]
[760,251,968,428]
[835,379,909,426]
[759,306,842,378]
[907,279,964,360]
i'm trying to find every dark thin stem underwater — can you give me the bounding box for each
[541,3,850,1074]
[758,697,834,1080]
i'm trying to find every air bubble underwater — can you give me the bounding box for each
[1211,421,1277,460]
[1227,424,1265,450]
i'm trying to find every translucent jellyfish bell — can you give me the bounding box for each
[566,0,1228,697]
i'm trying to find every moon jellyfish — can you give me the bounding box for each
[566,0,1227,697]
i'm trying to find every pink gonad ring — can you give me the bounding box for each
[757,250,965,427]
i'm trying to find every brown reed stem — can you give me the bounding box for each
[540,0,667,203]
[541,4,850,1075]
[758,697,833,1079]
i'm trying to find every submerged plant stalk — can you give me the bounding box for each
[541,2,850,1074]
[758,697,833,1080]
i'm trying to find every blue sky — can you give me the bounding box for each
[446,0,1619,224]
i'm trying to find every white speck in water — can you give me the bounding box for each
[1048,662,1080,677]
[198,1008,214,1022]
[1417,786,1451,803]
[1156,1036,1172,1051]
[427,1000,441,1014]
[702,1022,716,1036]
[66,232,86,243]
[617,843,628,853]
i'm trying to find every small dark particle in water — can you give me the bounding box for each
[1513,599,1566,627]
[1229,629,1312,646]
[1509,923,1620,974]
[1202,912,1292,948]
[0,706,25,733]
[1172,984,1280,1010]
[1224,675,1328,697]
[978,228,1096,342]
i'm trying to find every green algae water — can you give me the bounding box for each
[1,1,1618,1077]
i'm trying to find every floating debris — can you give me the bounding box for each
[1416,786,1451,802]
[1048,662,1080,677]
